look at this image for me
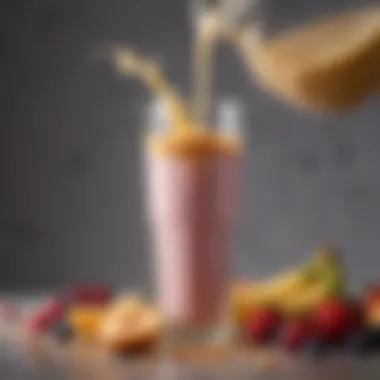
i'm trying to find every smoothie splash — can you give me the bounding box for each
[111,48,191,134]
[111,46,242,155]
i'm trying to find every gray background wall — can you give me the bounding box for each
[1,0,380,291]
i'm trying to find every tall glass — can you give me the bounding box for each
[144,99,244,346]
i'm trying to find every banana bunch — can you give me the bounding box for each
[230,246,346,323]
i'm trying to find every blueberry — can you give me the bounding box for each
[345,328,380,356]
[368,329,380,351]
[269,330,282,346]
[304,339,329,359]
[52,320,75,343]
[346,331,370,355]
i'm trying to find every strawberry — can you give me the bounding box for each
[281,319,314,352]
[314,299,362,343]
[245,307,282,345]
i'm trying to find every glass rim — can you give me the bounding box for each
[144,97,245,136]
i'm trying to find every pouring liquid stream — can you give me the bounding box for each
[192,7,220,128]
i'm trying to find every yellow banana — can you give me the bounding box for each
[278,248,345,318]
[230,265,315,323]
[278,281,333,318]
[248,269,312,296]
[230,247,345,324]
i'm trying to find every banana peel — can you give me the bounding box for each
[313,245,346,298]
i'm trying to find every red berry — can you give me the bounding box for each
[245,308,282,345]
[282,320,314,352]
[27,297,68,334]
[314,299,360,343]
[27,313,50,333]
[70,284,111,305]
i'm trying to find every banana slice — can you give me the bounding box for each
[98,297,163,353]
[67,306,107,341]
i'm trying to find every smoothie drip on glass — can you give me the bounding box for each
[112,48,242,335]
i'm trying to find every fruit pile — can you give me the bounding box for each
[19,245,380,359]
[230,246,380,357]
[25,285,162,353]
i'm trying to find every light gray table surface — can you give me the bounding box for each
[0,296,379,379]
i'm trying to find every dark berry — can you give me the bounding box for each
[346,328,380,355]
[304,339,329,359]
[245,308,282,345]
[348,300,365,333]
[282,320,314,352]
[52,320,75,343]
[70,284,112,305]
[369,329,380,350]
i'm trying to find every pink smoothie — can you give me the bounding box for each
[145,146,240,328]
